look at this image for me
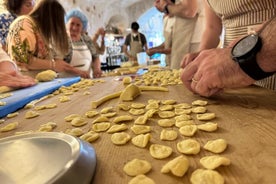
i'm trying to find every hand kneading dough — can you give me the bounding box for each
[200,155,231,170]
[161,155,189,177]
[123,159,152,176]
[128,174,155,184]
[204,139,227,153]
[35,70,57,82]
[190,169,224,184]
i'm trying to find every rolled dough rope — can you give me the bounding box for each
[139,86,169,92]
[91,91,122,109]
[0,86,13,94]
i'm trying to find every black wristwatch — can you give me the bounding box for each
[231,34,274,80]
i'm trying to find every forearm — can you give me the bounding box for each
[123,45,131,58]
[257,16,276,73]
[167,0,198,18]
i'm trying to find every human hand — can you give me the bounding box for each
[181,48,255,97]
[93,68,102,78]
[0,71,36,88]
[146,49,154,56]
[180,51,200,68]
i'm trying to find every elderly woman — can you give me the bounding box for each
[64,9,102,78]
[6,0,89,78]
[0,0,35,50]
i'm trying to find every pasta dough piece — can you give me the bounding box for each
[134,115,148,125]
[175,114,192,121]
[0,92,12,99]
[131,125,151,135]
[0,101,6,106]
[197,113,216,121]
[120,84,141,101]
[107,124,128,133]
[101,112,117,118]
[197,122,218,132]
[160,129,178,141]
[123,159,152,176]
[204,139,227,153]
[128,175,155,184]
[192,100,208,106]
[7,112,19,118]
[200,155,231,170]
[131,103,146,109]
[192,106,207,114]
[129,108,145,116]
[35,70,57,82]
[175,120,195,128]
[0,122,18,132]
[177,139,200,155]
[161,100,176,105]
[25,111,40,119]
[93,116,109,123]
[161,155,189,177]
[59,95,70,102]
[113,115,133,124]
[175,108,192,115]
[131,133,151,148]
[179,125,198,137]
[190,169,224,184]
[139,86,169,92]
[117,103,130,111]
[91,91,122,108]
[159,105,174,111]
[100,107,114,114]
[85,110,99,118]
[174,103,192,109]
[158,111,175,118]
[157,119,175,127]
[146,102,159,109]
[80,131,100,143]
[122,76,132,84]
[145,109,158,118]
[65,128,84,137]
[38,122,57,132]
[92,122,111,132]
[64,114,81,122]
[149,144,173,159]
[111,132,131,145]
[71,117,88,127]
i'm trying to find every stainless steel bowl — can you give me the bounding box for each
[0,132,96,184]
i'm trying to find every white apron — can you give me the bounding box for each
[129,33,143,59]
[71,40,92,76]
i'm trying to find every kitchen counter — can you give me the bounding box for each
[0,76,276,184]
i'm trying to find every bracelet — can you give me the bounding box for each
[50,59,56,70]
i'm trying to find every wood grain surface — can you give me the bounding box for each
[0,77,276,184]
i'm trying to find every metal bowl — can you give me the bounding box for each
[0,132,96,184]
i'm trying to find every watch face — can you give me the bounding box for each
[232,35,258,57]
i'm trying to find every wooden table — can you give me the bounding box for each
[0,76,276,184]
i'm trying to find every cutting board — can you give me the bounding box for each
[0,77,80,118]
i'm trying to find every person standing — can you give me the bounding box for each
[123,22,148,64]
[64,9,102,78]
[156,0,199,69]
[0,0,35,50]
[6,0,89,78]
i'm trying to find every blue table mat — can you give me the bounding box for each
[0,77,81,118]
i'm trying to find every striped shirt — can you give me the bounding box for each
[207,0,276,90]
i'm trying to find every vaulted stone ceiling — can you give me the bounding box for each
[62,0,154,35]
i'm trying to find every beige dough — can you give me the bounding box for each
[128,174,155,184]
[131,125,151,135]
[192,100,208,106]
[80,131,100,143]
[134,115,148,125]
[161,155,189,177]
[197,122,218,132]
[149,144,173,159]
[177,139,200,155]
[120,84,141,101]
[123,159,152,176]
[131,133,151,148]
[71,117,87,127]
[175,120,195,128]
[64,114,81,122]
[85,110,99,118]
[200,155,231,170]
[65,128,84,137]
[92,122,111,132]
[197,113,216,121]
[192,106,207,114]
[179,125,198,137]
[111,132,131,145]
[0,122,18,132]
[35,70,57,82]
[190,169,224,184]
[107,124,128,133]
[158,111,175,118]
[25,110,40,119]
[157,119,175,127]
[113,115,133,124]
[129,108,145,116]
[160,129,178,141]
[204,139,227,153]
